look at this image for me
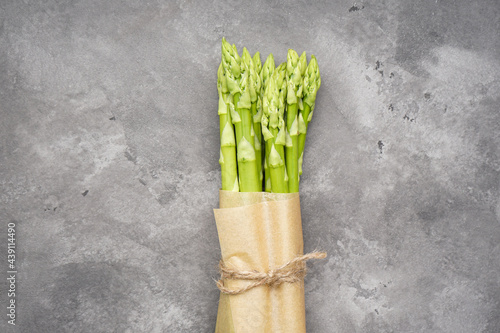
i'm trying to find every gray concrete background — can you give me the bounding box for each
[1,0,499,332]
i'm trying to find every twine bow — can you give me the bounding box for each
[216,251,327,295]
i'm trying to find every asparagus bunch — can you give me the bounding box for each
[218,39,321,193]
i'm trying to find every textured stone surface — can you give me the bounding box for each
[1,0,499,332]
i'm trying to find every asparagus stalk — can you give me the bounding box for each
[285,50,307,192]
[217,63,239,191]
[276,63,289,191]
[242,48,263,187]
[221,38,261,192]
[262,63,288,193]
[252,52,263,189]
[298,55,321,176]
[260,54,275,192]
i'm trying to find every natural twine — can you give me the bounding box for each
[216,251,327,295]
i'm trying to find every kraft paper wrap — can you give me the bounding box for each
[214,190,306,333]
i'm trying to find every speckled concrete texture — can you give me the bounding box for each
[1,0,499,332]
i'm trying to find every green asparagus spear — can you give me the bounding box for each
[298,55,321,176]
[252,52,263,189]
[276,63,289,191]
[260,54,275,192]
[221,38,260,192]
[285,50,307,192]
[242,48,263,186]
[217,63,239,191]
[262,63,288,193]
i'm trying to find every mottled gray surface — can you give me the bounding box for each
[1,0,499,332]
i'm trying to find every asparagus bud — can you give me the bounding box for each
[303,55,321,108]
[261,54,275,95]
[253,52,262,75]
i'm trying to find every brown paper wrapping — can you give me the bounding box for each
[214,190,306,333]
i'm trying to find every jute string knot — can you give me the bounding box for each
[216,251,327,295]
